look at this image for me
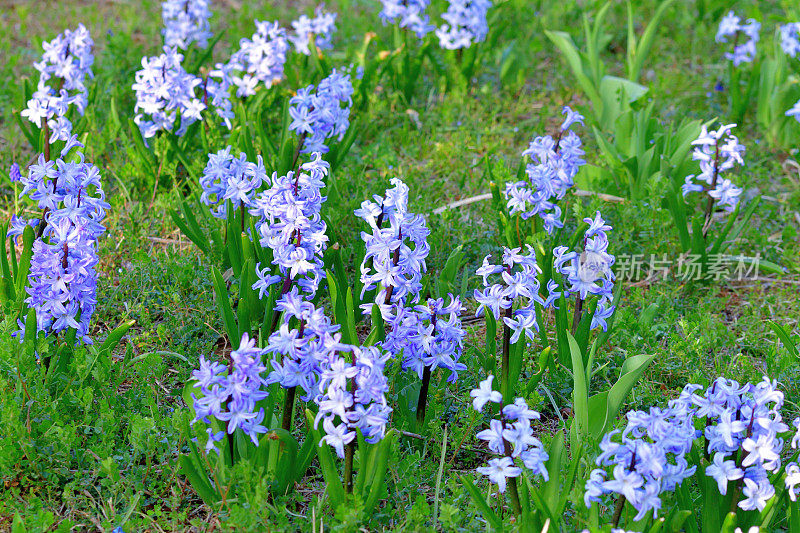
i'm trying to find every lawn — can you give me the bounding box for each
[1,0,799,531]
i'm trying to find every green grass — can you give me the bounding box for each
[1,0,799,531]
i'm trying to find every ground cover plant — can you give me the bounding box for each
[1,0,800,531]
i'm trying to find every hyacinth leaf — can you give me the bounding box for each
[460,475,504,531]
[14,225,34,300]
[665,182,691,252]
[365,304,384,347]
[295,431,317,483]
[719,512,739,533]
[212,267,239,343]
[438,245,464,297]
[345,287,360,346]
[170,200,210,257]
[263,429,299,494]
[599,76,648,131]
[768,321,799,358]
[539,430,566,513]
[483,310,498,373]
[0,223,15,303]
[22,308,37,359]
[627,0,675,83]
[715,196,761,254]
[586,353,655,440]
[236,259,255,334]
[363,430,396,515]
[568,333,589,445]
[126,118,157,175]
[544,30,601,113]
[178,436,222,505]
[305,409,345,509]
[190,30,225,73]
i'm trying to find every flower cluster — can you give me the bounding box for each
[15,137,108,343]
[585,376,800,519]
[379,0,434,39]
[229,21,289,98]
[22,25,94,142]
[553,211,616,331]
[132,46,205,139]
[470,376,549,493]
[199,147,266,219]
[383,295,467,382]
[161,0,213,50]
[690,377,798,512]
[356,178,431,319]
[682,124,745,213]
[290,7,337,55]
[584,397,698,521]
[436,0,492,50]
[782,23,800,123]
[289,69,354,154]
[716,11,760,66]
[315,345,392,457]
[203,19,289,122]
[191,334,269,453]
[264,294,340,402]
[780,23,800,58]
[251,153,330,298]
[474,246,547,343]
[504,107,586,233]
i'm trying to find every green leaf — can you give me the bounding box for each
[587,353,655,440]
[544,30,602,111]
[212,267,239,342]
[460,476,504,531]
[306,409,345,509]
[769,321,799,358]
[568,333,589,444]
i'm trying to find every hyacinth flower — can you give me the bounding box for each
[21,25,94,155]
[553,210,616,334]
[716,11,760,67]
[205,19,289,109]
[264,294,340,431]
[132,46,205,139]
[474,245,547,397]
[469,375,549,514]
[355,178,431,320]
[161,0,213,50]
[586,376,800,528]
[289,6,338,56]
[715,12,760,123]
[781,23,800,124]
[504,106,586,234]
[314,344,392,491]
[250,152,330,311]
[288,69,353,156]
[379,0,434,39]
[190,333,269,456]
[436,0,492,50]
[584,395,698,524]
[14,136,108,346]
[199,147,266,220]
[382,294,466,425]
[681,124,744,237]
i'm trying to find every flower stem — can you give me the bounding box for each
[416,365,432,428]
[280,386,297,432]
[501,305,513,402]
[501,436,522,516]
[344,439,356,494]
[571,296,584,336]
[611,494,626,527]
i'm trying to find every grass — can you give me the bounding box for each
[1,0,799,531]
